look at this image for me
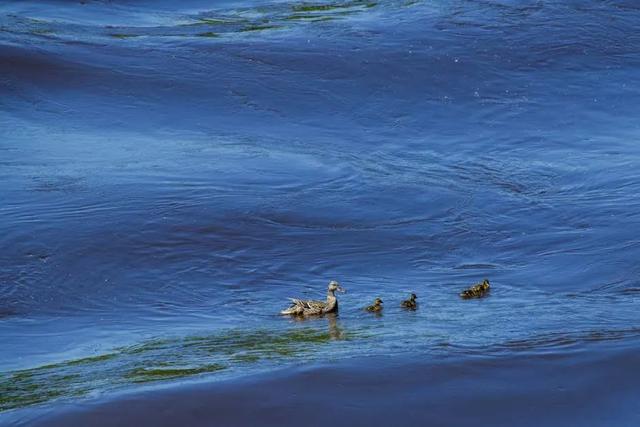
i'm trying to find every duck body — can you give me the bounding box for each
[460,279,490,299]
[280,281,344,316]
[281,296,336,316]
[365,298,383,312]
[401,293,418,309]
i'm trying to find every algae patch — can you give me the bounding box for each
[0,371,85,412]
[239,24,283,32]
[30,28,54,35]
[2,0,382,43]
[0,327,359,412]
[284,14,336,22]
[193,18,240,26]
[109,33,139,39]
[292,1,377,12]
[126,364,226,383]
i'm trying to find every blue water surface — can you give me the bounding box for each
[1,0,640,422]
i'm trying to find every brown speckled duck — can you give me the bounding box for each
[460,279,490,299]
[280,281,345,316]
[365,297,383,312]
[401,293,418,309]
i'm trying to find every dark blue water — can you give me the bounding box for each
[2,0,640,424]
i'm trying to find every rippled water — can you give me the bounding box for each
[2,0,640,421]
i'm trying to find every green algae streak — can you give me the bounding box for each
[109,33,139,39]
[239,24,283,32]
[198,32,220,38]
[284,14,336,21]
[126,364,226,383]
[292,1,377,12]
[0,327,360,412]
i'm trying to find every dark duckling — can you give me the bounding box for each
[365,297,383,312]
[460,279,490,299]
[401,293,418,309]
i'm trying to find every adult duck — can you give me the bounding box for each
[280,280,345,316]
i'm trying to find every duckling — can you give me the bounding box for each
[459,279,490,299]
[280,280,345,316]
[401,293,418,309]
[365,297,383,312]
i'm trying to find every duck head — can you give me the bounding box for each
[374,297,383,306]
[410,293,417,301]
[328,280,345,293]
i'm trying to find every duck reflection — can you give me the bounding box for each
[289,312,346,340]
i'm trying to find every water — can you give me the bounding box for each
[1,0,640,424]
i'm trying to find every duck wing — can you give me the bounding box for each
[280,298,327,315]
[288,298,326,309]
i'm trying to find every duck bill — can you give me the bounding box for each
[337,286,346,293]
